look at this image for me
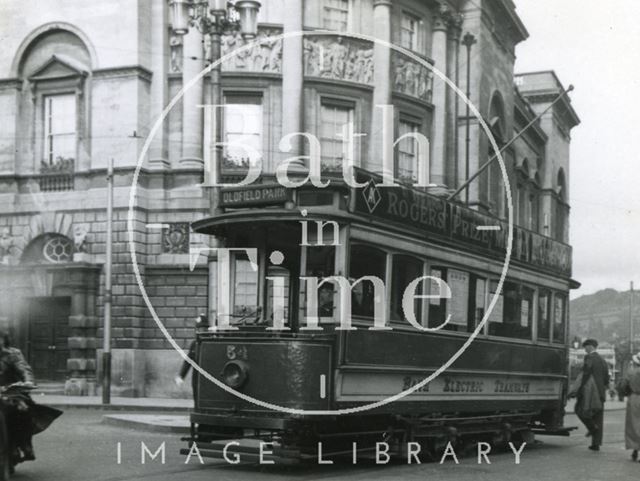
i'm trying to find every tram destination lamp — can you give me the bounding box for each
[168,0,261,214]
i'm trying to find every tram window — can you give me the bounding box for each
[537,290,551,342]
[390,255,424,323]
[553,294,566,343]
[520,287,534,338]
[447,269,469,331]
[428,267,449,329]
[232,255,259,317]
[349,245,386,318]
[305,246,336,318]
[265,266,290,324]
[470,276,487,328]
[487,280,504,331]
[489,282,532,340]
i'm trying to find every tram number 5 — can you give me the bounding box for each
[226,345,248,361]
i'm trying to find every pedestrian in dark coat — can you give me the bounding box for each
[175,314,207,399]
[572,338,610,451]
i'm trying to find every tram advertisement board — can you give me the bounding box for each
[354,174,449,237]
[350,169,571,277]
[336,371,562,402]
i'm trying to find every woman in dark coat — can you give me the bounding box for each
[621,353,640,461]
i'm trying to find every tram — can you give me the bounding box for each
[181,168,577,463]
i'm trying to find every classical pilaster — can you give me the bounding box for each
[281,0,304,169]
[430,4,450,186]
[370,0,393,176]
[180,29,205,168]
[65,265,101,396]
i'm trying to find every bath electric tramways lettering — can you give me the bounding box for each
[401,377,531,394]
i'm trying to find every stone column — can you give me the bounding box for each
[370,0,393,175]
[281,0,304,170]
[181,29,205,167]
[446,15,462,188]
[148,0,170,169]
[430,5,450,186]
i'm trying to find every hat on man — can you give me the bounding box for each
[582,338,598,348]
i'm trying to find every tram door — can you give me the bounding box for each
[27,297,71,381]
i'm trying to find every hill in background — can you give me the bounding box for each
[570,288,639,342]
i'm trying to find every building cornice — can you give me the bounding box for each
[495,0,529,43]
[0,78,21,91]
[93,65,153,83]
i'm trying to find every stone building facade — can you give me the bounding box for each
[0,0,578,397]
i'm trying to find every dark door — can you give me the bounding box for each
[27,297,71,381]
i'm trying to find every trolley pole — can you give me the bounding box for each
[102,158,114,405]
[447,84,574,202]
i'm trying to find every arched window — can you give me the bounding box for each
[530,173,541,232]
[15,27,92,189]
[515,158,530,228]
[21,234,74,264]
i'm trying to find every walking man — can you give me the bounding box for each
[575,338,610,451]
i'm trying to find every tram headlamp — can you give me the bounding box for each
[195,313,209,331]
[221,360,249,388]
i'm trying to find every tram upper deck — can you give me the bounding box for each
[192,168,574,343]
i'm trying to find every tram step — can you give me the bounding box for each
[530,426,577,437]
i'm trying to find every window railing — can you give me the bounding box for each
[38,157,74,192]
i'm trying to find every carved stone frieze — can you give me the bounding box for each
[303,36,374,85]
[391,53,433,103]
[221,28,283,73]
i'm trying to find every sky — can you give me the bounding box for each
[513,0,640,298]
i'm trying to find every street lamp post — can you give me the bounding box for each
[461,32,476,205]
[630,281,635,354]
[168,0,261,216]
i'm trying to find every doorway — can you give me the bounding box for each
[27,297,71,381]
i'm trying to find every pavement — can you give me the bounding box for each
[31,392,193,411]
[565,398,626,412]
[30,393,193,433]
[101,413,191,433]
